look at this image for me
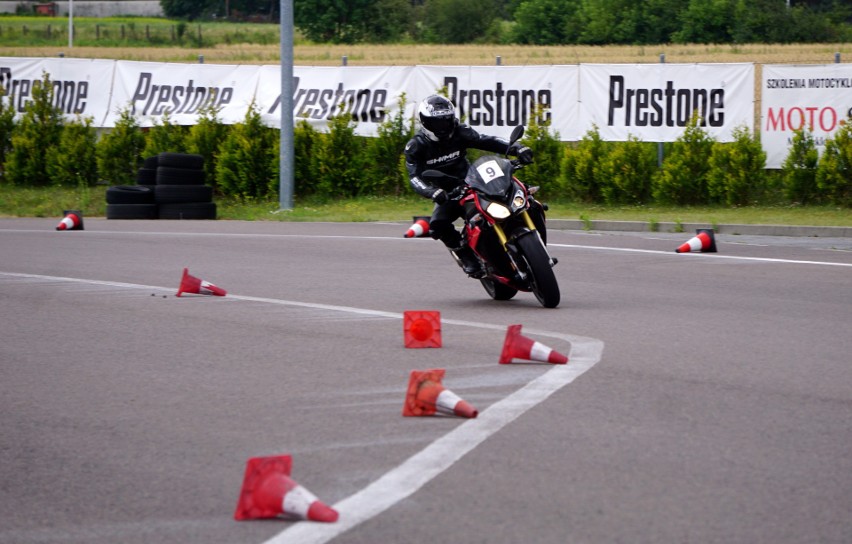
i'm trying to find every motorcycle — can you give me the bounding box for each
[421,126,561,308]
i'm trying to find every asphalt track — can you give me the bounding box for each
[1,217,850,544]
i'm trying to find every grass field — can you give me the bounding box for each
[2,41,851,66]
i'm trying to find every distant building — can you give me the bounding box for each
[0,1,164,17]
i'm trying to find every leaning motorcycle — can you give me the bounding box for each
[421,126,560,309]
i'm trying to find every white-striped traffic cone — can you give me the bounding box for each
[56,210,84,231]
[675,229,717,253]
[402,368,477,418]
[404,217,430,238]
[499,324,568,364]
[234,455,338,522]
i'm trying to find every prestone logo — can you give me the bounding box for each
[608,75,725,128]
[130,72,234,116]
[0,67,89,114]
[267,77,388,123]
[443,76,551,128]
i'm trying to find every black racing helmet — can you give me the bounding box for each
[418,95,458,141]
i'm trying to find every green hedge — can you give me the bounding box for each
[1,73,849,208]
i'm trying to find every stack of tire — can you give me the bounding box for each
[105,152,217,220]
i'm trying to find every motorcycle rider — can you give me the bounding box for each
[405,94,533,277]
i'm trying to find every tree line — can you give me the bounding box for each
[160,0,851,45]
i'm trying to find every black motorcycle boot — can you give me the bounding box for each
[453,245,484,278]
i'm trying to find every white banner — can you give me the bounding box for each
[0,57,114,125]
[415,65,580,140]
[105,61,262,127]
[761,64,852,168]
[256,65,416,135]
[579,63,754,142]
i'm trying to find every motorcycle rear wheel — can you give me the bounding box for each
[517,233,560,308]
[480,277,518,301]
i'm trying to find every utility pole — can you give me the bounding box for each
[279,0,294,210]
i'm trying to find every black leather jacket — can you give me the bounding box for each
[405,125,512,199]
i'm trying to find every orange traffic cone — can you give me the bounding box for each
[675,229,717,253]
[56,210,84,231]
[234,455,338,522]
[404,217,430,238]
[403,310,442,348]
[499,324,568,365]
[176,267,227,297]
[403,368,477,418]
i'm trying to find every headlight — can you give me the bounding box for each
[513,195,525,208]
[486,202,511,219]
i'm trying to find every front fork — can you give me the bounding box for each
[489,210,540,281]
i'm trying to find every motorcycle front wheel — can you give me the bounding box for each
[517,233,560,308]
[480,277,518,301]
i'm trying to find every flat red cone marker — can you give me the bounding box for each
[675,229,717,253]
[403,310,442,348]
[402,368,477,418]
[234,455,338,522]
[176,268,227,297]
[56,210,84,231]
[499,324,568,365]
[404,217,431,238]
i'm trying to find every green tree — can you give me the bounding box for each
[423,0,499,43]
[518,105,564,196]
[598,136,657,204]
[294,0,367,43]
[160,0,217,20]
[46,116,98,188]
[815,121,852,207]
[143,112,188,157]
[215,102,277,199]
[653,117,716,205]
[364,93,415,196]
[96,106,146,186]
[4,72,64,187]
[673,0,736,44]
[312,109,364,199]
[560,125,609,202]
[0,85,17,176]
[781,128,820,204]
[513,0,582,44]
[706,125,766,206]
[186,105,229,192]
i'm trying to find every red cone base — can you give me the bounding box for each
[56,210,84,231]
[403,369,477,418]
[403,310,442,348]
[404,218,431,238]
[176,268,227,297]
[234,455,338,523]
[499,324,568,365]
[675,229,717,253]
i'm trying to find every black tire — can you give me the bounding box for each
[136,167,157,185]
[480,277,518,301]
[154,184,213,204]
[158,152,204,170]
[516,232,560,308]
[142,155,159,169]
[106,203,158,220]
[156,166,205,185]
[158,202,217,220]
[106,185,155,204]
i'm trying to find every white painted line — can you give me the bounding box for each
[0,270,603,544]
[263,336,601,544]
[548,243,852,267]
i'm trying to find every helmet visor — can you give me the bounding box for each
[426,114,455,138]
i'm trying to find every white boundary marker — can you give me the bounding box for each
[0,271,603,544]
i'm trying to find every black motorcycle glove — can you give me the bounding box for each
[516,146,534,164]
[431,188,448,205]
